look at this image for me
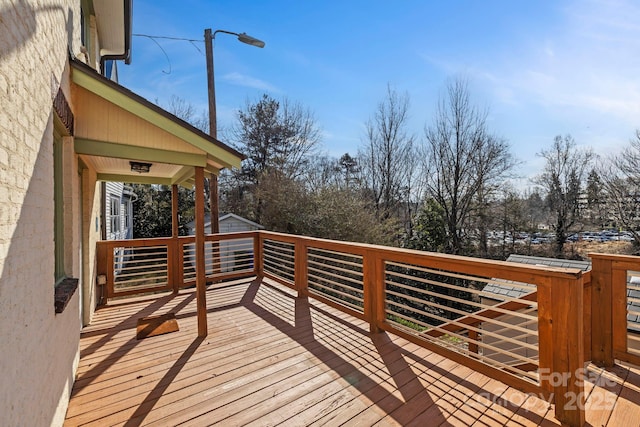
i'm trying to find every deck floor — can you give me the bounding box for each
[65,278,640,426]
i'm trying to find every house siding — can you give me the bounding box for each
[105,181,133,240]
[220,215,258,233]
[0,1,91,426]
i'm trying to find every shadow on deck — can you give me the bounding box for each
[65,277,640,426]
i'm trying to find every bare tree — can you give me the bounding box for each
[586,168,606,227]
[534,134,594,257]
[159,95,209,133]
[601,130,640,245]
[423,77,516,255]
[303,155,342,193]
[359,85,416,223]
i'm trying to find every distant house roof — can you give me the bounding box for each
[483,254,640,331]
[482,255,591,300]
[219,213,264,229]
[186,213,264,233]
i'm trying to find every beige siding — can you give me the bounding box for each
[74,86,203,154]
[0,1,88,426]
[104,181,130,240]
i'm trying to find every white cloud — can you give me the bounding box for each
[220,72,279,93]
[492,0,640,124]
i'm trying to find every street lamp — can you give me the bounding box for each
[204,28,265,140]
[203,28,265,233]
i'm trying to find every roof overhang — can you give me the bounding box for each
[93,0,132,65]
[70,59,244,186]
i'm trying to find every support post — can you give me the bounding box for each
[171,185,180,293]
[209,175,219,234]
[590,255,614,367]
[195,167,207,337]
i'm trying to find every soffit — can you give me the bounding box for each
[70,59,244,185]
[93,0,126,56]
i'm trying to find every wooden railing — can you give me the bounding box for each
[96,230,601,425]
[96,232,258,299]
[258,231,586,426]
[590,253,640,367]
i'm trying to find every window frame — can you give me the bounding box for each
[53,129,65,283]
[110,195,121,234]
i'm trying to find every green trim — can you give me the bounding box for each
[53,132,65,281]
[205,164,220,177]
[72,67,242,169]
[74,138,207,167]
[171,166,196,185]
[97,173,173,185]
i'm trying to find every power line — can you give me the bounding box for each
[132,33,205,74]
[133,33,202,43]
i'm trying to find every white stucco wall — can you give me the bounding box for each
[0,1,86,425]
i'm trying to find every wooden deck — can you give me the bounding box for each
[65,278,640,426]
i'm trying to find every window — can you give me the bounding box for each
[124,200,131,230]
[110,195,121,234]
[54,130,64,281]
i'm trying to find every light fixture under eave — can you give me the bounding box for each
[130,161,152,173]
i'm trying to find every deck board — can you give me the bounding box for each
[65,277,640,426]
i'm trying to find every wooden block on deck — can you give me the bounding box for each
[136,313,179,340]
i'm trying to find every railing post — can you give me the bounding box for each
[104,243,115,299]
[167,241,176,293]
[211,235,221,278]
[176,239,185,289]
[590,255,614,367]
[468,329,479,354]
[539,275,585,426]
[96,242,109,301]
[583,276,592,362]
[171,185,180,293]
[254,232,263,278]
[612,264,629,361]
[364,250,384,334]
[294,239,308,298]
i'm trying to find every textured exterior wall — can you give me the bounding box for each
[82,168,101,325]
[0,1,85,425]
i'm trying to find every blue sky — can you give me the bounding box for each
[119,0,640,190]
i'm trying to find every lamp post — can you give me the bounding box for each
[203,28,265,234]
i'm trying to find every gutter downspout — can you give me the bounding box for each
[99,0,132,75]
